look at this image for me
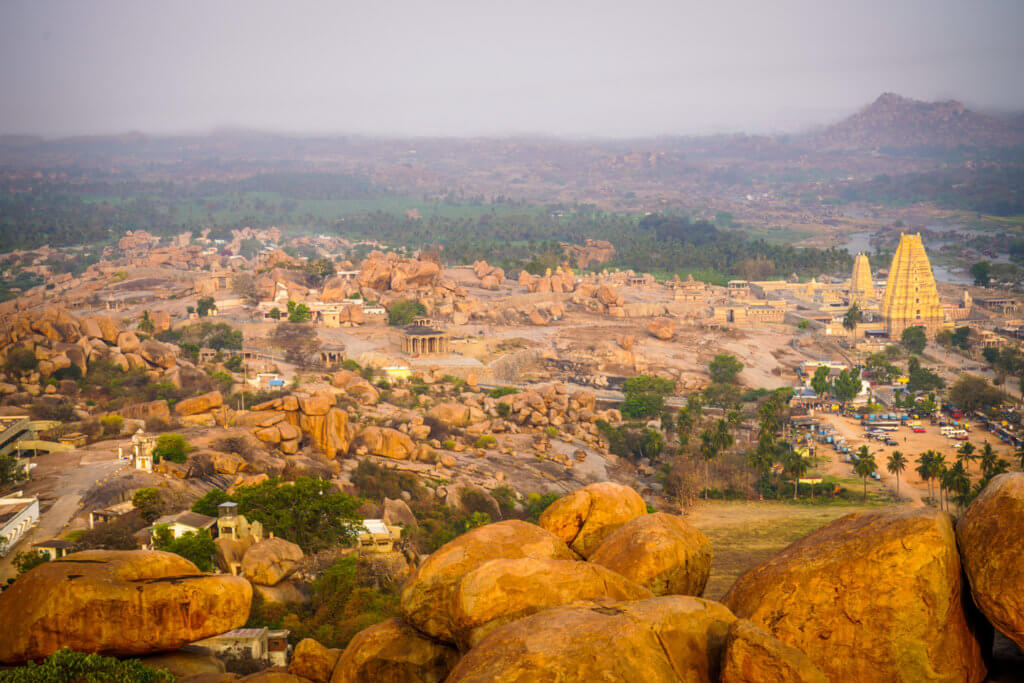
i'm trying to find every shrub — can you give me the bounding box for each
[341,359,362,372]
[132,487,165,523]
[488,386,519,399]
[620,392,664,419]
[100,414,124,436]
[4,346,38,374]
[0,647,174,682]
[387,299,426,326]
[474,435,496,449]
[496,402,511,418]
[152,525,216,572]
[524,492,560,523]
[441,439,456,450]
[13,549,50,575]
[544,426,558,438]
[153,433,190,463]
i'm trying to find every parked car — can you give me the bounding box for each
[912,427,925,433]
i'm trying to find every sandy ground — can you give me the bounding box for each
[815,412,1020,506]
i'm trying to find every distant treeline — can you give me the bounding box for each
[836,166,1024,216]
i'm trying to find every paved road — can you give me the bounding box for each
[0,451,126,582]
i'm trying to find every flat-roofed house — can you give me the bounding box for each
[0,494,39,556]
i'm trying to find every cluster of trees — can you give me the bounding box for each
[191,477,362,553]
[810,366,863,404]
[914,442,1015,510]
[620,374,675,419]
[155,321,243,359]
[387,299,426,326]
[0,647,173,682]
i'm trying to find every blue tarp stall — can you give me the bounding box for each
[269,379,285,387]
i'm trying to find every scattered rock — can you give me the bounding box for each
[241,538,305,587]
[331,618,459,683]
[176,391,224,416]
[290,638,341,683]
[720,619,828,683]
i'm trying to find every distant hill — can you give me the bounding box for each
[809,93,1024,150]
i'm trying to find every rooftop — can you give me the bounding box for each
[403,324,447,336]
[153,511,216,529]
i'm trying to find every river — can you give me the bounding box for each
[839,228,972,285]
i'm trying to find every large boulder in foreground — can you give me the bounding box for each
[956,472,1024,649]
[290,637,341,683]
[331,618,459,683]
[447,596,735,683]
[176,390,224,416]
[590,511,712,597]
[400,520,576,643]
[241,538,304,586]
[720,619,828,683]
[538,482,647,558]
[0,550,252,663]
[722,507,986,683]
[451,558,653,649]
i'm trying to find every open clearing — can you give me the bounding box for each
[685,501,874,600]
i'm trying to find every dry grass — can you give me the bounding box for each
[684,501,870,600]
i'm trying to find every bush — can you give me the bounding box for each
[100,414,124,436]
[0,647,174,682]
[441,439,456,450]
[524,492,560,523]
[387,299,426,326]
[13,550,49,575]
[153,433,190,463]
[488,386,519,399]
[29,398,75,421]
[132,487,165,523]
[544,425,559,438]
[474,435,496,449]
[152,525,216,572]
[341,359,362,372]
[4,346,38,374]
[496,402,511,418]
[620,392,664,419]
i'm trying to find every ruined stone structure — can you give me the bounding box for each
[401,325,450,355]
[881,233,943,337]
[850,253,874,301]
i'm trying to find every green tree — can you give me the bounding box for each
[132,487,164,523]
[191,488,232,517]
[153,433,189,463]
[196,296,216,317]
[13,549,50,575]
[0,454,27,487]
[886,450,907,499]
[944,461,972,511]
[831,368,862,406]
[268,307,281,320]
[138,310,155,334]
[387,299,426,326]
[4,347,38,374]
[621,393,665,419]
[622,375,675,396]
[970,260,992,287]
[0,647,174,682]
[956,442,977,467]
[843,302,862,331]
[304,257,336,286]
[900,326,927,355]
[697,418,733,499]
[811,366,831,397]
[949,374,1006,411]
[783,447,811,500]
[152,524,216,572]
[854,447,878,502]
[229,477,362,553]
[676,394,703,448]
[286,300,312,323]
[708,354,743,384]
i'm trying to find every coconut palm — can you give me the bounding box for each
[945,461,972,511]
[698,418,733,500]
[955,442,976,467]
[854,450,878,503]
[887,451,907,500]
[783,448,812,500]
[979,442,998,478]
[916,451,937,504]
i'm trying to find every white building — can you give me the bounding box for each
[0,494,40,556]
[193,627,290,668]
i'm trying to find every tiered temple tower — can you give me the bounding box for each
[850,252,874,302]
[881,233,943,337]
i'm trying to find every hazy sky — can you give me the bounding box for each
[2,0,1022,137]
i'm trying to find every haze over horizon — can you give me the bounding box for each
[2,0,1023,139]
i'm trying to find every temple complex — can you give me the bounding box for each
[881,233,944,337]
[850,252,874,302]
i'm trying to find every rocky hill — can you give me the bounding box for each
[809,92,1024,150]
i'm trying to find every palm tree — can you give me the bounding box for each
[945,461,972,511]
[979,442,998,478]
[887,451,907,500]
[930,452,948,510]
[956,442,976,467]
[698,418,733,500]
[916,451,936,504]
[784,448,812,500]
[1015,443,1024,471]
[854,450,878,503]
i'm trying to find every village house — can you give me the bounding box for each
[0,494,39,556]
[192,627,291,668]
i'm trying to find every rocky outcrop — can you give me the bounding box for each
[400,520,576,643]
[357,251,441,292]
[355,426,415,460]
[0,550,252,663]
[176,390,224,416]
[250,395,351,458]
[331,618,459,683]
[956,472,1024,649]
[590,512,712,597]
[447,596,735,683]
[426,402,485,428]
[290,637,341,683]
[647,316,675,340]
[538,482,647,558]
[241,538,305,586]
[331,370,379,404]
[561,239,615,269]
[450,557,653,649]
[722,507,986,683]
[720,619,828,683]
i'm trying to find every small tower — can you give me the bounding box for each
[850,253,874,301]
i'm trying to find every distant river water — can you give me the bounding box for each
[839,227,972,285]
